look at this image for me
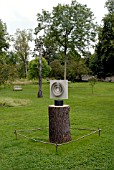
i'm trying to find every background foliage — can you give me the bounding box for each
[28,57,51,80]
[89,0,114,78]
[0,0,114,85]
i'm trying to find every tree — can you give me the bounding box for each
[0,19,9,55]
[34,37,44,98]
[105,0,114,13]
[93,0,114,78]
[49,60,64,79]
[5,51,18,65]
[0,57,7,86]
[0,59,18,86]
[0,20,12,86]
[49,57,90,81]
[88,76,97,94]
[35,0,97,79]
[67,58,90,81]
[13,29,33,78]
[28,57,51,80]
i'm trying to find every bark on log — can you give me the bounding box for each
[48,105,71,144]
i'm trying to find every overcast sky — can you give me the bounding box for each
[0,0,108,35]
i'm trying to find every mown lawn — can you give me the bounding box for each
[0,81,114,170]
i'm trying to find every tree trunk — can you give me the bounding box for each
[38,46,43,98]
[64,57,67,80]
[48,105,71,144]
[64,37,67,80]
[25,61,28,78]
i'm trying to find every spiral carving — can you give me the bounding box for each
[51,82,64,97]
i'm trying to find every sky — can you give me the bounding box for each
[0,0,108,35]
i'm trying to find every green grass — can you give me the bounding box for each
[0,81,114,170]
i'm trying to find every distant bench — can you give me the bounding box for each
[13,85,22,91]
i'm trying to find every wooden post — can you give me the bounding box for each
[48,105,71,144]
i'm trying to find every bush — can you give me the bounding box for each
[67,59,90,82]
[28,57,51,80]
[49,60,64,79]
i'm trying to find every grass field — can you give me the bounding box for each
[0,81,114,170]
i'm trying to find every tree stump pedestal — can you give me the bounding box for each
[48,105,71,144]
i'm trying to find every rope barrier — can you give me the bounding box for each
[14,127,101,152]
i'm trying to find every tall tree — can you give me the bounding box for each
[0,19,10,86]
[0,19,9,55]
[35,0,97,79]
[93,0,114,78]
[13,29,33,78]
[105,0,114,13]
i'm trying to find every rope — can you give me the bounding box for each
[14,127,101,152]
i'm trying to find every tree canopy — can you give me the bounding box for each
[105,0,114,13]
[0,19,9,55]
[12,29,33,78]
[35,0,97,79]
[90,0,114,78]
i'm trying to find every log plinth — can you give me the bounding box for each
[48,105,71,144]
